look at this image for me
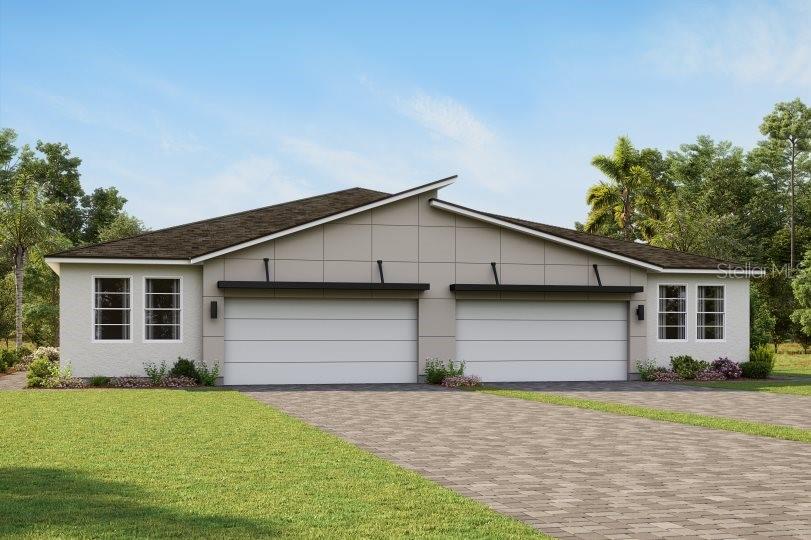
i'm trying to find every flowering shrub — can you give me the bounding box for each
[652,370,683,382]
[635,359,661,381]
[56,378,89,389]
[441,375,481,388]
[695,369,727,381]
[31,346,59,364]
[710,357,742,379]
[109,377,154,389]
[162,376,198,388]
[424,358,465,384]
[26,357,61,388]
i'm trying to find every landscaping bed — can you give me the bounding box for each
[21,350,220,390]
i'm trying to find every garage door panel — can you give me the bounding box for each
[226,298,416,320]
[456,300,626,321]
[226,340,416,363]
[224,361,417,385]
[225,318,415,341]
[456,319,627,341]
[456,300,628,382]
[224,298,417,384]
[467,360,627,382]
[456,339,626,362]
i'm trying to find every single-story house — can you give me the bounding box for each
[45,176,760,385]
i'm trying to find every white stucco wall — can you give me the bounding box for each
[645,273,750,367]
[59,264,203,377]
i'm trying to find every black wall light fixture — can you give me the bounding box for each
[636,304,645,321]
[210,300,218,319]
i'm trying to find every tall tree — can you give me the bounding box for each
[759,98,811,269]
[98,212,147,243]
[32,141,84,244]
[791,249,811,348]
[584,136,667,241]
[0,172,56,348]
[81,187,127,244]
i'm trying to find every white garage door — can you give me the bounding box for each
[224,298,417,385]
[456,300,628,382]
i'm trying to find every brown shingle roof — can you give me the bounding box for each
[432,199,742,270]
[51,181,742,270]
[51,187,391,260]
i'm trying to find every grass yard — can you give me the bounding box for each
[0,390,544,539]
[479,388,811,443]
[773,351,811,377]
[687,379,811,396]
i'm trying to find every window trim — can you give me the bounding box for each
[142,276,183,344]
[91,275,133,343]
[657,282,688,342]
[696,283,726,343]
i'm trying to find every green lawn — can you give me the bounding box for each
[687,350,811,395]
[773,352,811,377]
[0,390,544,539]
[687,379,811,396]
[479,388,811,443]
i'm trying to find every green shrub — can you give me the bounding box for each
[424,358,464,385]
[89,375,111,387]
[635,359,661,381]
[27,356,60,388]
[0,350,14,372]
[749,346,775,368]
[169,357,198,379]
[194,361,219,386]
[741,361,772,379]
[143,361,167,385]
[669,355,709,380]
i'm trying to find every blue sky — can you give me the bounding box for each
[1,1,809,230]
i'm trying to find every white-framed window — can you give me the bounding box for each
[93,276,132,341]
[658,284,687,341]
[697,285,724,341]
[144,277,182,342]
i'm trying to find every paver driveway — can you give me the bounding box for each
[490,381,811,429]
[242,385,811,540]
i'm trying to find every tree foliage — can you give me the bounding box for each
[0,128,144,347]
[583,99,811,347]
[98,212,147,243]
[584,136,667,241]
[791,250,811,345]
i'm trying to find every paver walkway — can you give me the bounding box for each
[0,370,26,390]
[242,385,811,539]
[491,381,811,429]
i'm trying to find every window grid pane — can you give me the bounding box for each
[145,278,181,341]
[658,285,686,340]
[697,286,724,340]
[93,278,131,340]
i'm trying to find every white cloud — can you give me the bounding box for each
[394,90,524,192]
[280,136,413,191]
[151,156,313,226]
[400,90,496,147]
[646,0,811,85]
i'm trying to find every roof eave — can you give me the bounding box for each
[429,199,664,271]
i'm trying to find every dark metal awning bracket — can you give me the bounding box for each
[377,260,385,284]
[592,264,602,286]
[263,258,270,282]
[491,262,500,285]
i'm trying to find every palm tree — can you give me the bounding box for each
[584,136,661,242]
[0,167,55,348]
